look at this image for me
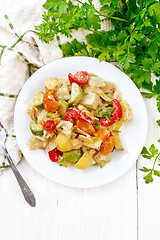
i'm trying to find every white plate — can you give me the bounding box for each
[14,56,148,188]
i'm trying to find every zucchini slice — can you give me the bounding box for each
[62,149,82,163]
[68,83,83,104]
[33,92,44,109]
[30,121,44,136]
[58,100,68,118]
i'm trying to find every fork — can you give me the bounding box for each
[0,122,36,207]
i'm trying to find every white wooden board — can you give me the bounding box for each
[0,0,159,239]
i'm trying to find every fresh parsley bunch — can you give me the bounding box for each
[140,139,160,184]
[35,0,160,123]
[35,0,102,42]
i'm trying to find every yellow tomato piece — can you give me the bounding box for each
[77,120,95,135]
[43,90,59,112]
[94,129,109,140]
[100,136,115,155]
[56,132,73,152]
[74,151,92,169]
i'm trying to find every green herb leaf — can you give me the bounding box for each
[73,127,77,132]
[149,144,158,157]
[93,162,98,166]
[46,113,53,119]
[139,167,151,173]
[59,158,64,163]
[93,120,100,125]
[105,115,111,122]
[156,95,160,112]
[141,92,157,99]
[140,140,160,184]
[154,170,160,177]
[105,101,112,105]
[143,172,154,184]
[93,137,99,141]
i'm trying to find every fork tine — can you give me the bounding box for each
[0,122,6,145]
[0,122,3,130]
[0,122,4,130]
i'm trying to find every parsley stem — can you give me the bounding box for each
[98,12,128,22]
[76,0,128,22]
[152,153,160,171]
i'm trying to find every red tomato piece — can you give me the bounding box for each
[48,148,62,162]
[68,71,89,85]
[43,90,59,112]
[100,99,122,127]
[64,111,76,125]
[65,106,94,125]
[42,118,59,134]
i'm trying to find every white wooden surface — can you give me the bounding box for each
[0,0,159,239]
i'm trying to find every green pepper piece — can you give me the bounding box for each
[95,107,114,118]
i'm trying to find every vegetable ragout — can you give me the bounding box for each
[27,71,132,169]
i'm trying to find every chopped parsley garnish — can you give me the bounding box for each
[99,163,103,168]
[41,120,44,125]
[93,137,99,141]
[105,101,112,105]
[59,158,64,163]
[93,163,98,166]
[93,120,100,125]
[46,113,53,119]
[104,115,111,122]
[73,127,77,132]
[82,92,88,95]
[67,107,73,110]
[104,92,109,95]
